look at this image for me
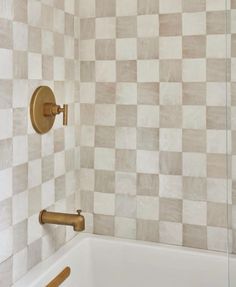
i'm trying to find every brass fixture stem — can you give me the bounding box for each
[46,267,71,287]
[39,210,85,232]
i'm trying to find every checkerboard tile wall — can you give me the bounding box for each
[79,0,233,254]
[0,0,80,285]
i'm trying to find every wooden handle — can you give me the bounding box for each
[46,267,71,287]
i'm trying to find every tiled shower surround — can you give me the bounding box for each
[0,0,80,285]
[0,0,235,286]
[79,0,234,253]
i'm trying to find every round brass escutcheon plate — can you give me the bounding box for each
[30,86,56,134]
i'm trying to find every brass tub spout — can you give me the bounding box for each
[39,209,85,232]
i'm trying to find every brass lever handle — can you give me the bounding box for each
[44,103,68,126]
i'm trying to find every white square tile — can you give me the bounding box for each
[116,83,137,105]
[13,22,28,51]
[28,159,42,189]
[12,191,28,225]
[116,39,137,60]
[137,150,159,173]
[116,127,136,149]
[137,105,159,128]
[115,172,136,195]
[137,15,159,38]
[207,35,227,58]
[183,153,206,177]
[116,0,137,16]
[13,136,28,166]
[159,37,182,59]
[96,61,116,82]
[183,12,206,36]
[0,109,12,140]
[0,168,12,201]
[160,83,182,105]
[137,60,159,82]
[159,221,182,245]
[183,106,206,129]
[41,180,55,209]
[183,59,206,82]
[27,213,42,244]
[79,0,95,18]
[95,104,115,126]
[96,18,116,39]
[0,227,12,264]
[160,129,182,152]
[159,0,182,14]
[54,57,65,81]
[115,217,136,239]
[159,175,182,199]
[206,83,227,106]
[207,130,227,154]
[137,196,159,220]
[13,248,28,283]
[94,148,115,170]
[0,49,12,79]
[183,200,207,226]
[28,53,42,80]
[54,152,65,177]
[94,192,115,215]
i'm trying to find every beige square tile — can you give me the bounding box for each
[183,129,206,153]
[137,128,159,151]
[96,83,116,104]
[116,149,136,172]
[183,224,207,249]
[137,83,159,105]
[80,61,95,82]
[160,151,182,176]
[159,198,182,223]
[137,173,159,196]
[117,16,137,38]
[137,219,159,242]
[117,61,137,82]
[138,0,159,15]
[160,106,182,128]
[94,214,114,236]
[207,107,227,130]
[183,177,207,201]
[207,59,228,82]
[80,18,95,40]
[183,0,206,12]
[183,36,206,58]
[183,83,206,105]
[159,14,182,36]
[138,38,158,59]
[0,19,12,49]
[207,202,228,227]
[116,105,137,127]
[96,0,115,17]
[96,39,115,60]
[95,126,115,148]
[160,60,182,82]
[95,170,115,193]
[207,11,226,34]
[207,154,227,179]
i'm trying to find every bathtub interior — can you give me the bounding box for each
[13,235,233,287]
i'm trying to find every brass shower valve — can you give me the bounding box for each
[44,103,68,126]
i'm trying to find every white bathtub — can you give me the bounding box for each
[14,234,235,287]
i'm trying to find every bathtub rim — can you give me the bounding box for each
[13,233,235,287]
